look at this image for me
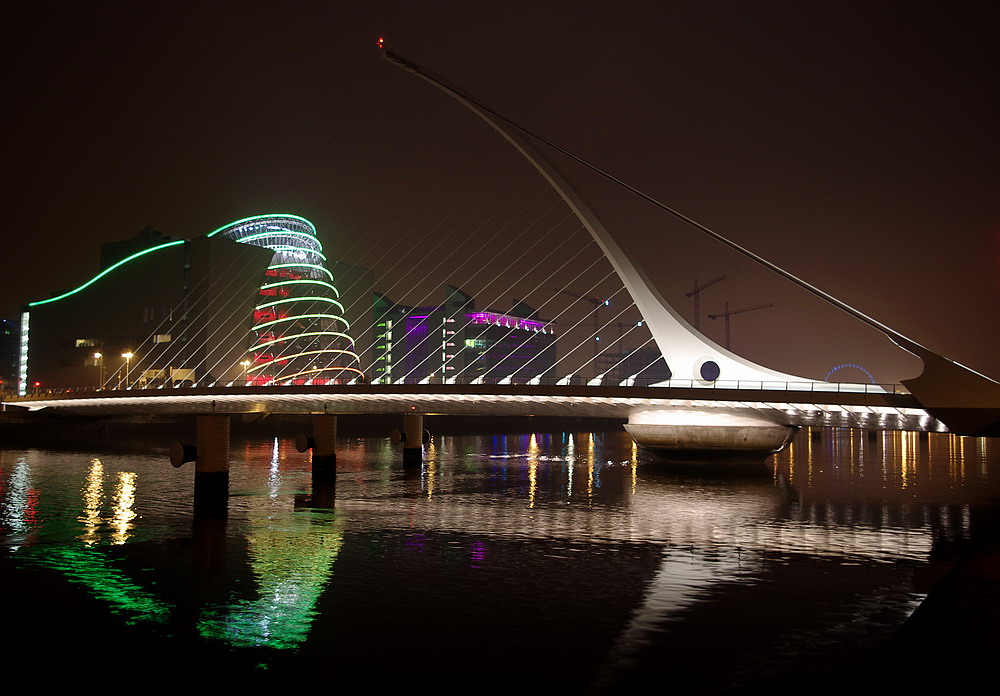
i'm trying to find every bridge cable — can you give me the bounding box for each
[386,204,583,381]
[396,220,596,382]
[102,241,266,388]
[358,169,556,376]
[447,266,621,383]
[381,48,921,353]
[338,141,524,351]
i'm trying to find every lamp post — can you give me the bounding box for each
[94,352,104,388]
[240,359,251,385]
[122,351,133,389]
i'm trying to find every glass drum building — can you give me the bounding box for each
[210,215,361,385]
[19,214,360,393]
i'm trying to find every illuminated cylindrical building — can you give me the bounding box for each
[210,214,362,384]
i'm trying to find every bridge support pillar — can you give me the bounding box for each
[312,414,338,480]
[624,409,796,459]
[403,413,424,468]
[194,414,230,512]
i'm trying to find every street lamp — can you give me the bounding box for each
[94,352,104,388]
[122,351,133,389]
[240,359,251,385]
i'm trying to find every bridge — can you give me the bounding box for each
[5,46,999,501]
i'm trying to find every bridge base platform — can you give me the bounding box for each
[625,410,797,456]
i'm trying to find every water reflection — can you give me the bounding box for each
[198,508,343,649]
[112,471,137,544]
[2,456,36,546]
[0,426,997,689]
[79,457,103,545]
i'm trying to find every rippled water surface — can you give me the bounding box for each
[2,428,997,691]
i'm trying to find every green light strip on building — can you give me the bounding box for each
[28,240,186,306]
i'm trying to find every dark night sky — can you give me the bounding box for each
[6,2,998,384]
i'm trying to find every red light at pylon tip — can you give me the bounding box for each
[377,37,384,49]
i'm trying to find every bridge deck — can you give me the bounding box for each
[3,383,940,432]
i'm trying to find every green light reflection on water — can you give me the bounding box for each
[197,510,344,649]
[17,544,171,625]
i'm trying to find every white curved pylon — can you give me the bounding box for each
[384,49,807,385]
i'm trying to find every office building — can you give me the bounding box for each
[372,286,556,383]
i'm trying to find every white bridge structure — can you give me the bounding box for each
[5,46,999,477]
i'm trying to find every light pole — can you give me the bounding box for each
[121,351,133,389]
[240,359,251,385]
[94,352,104,388]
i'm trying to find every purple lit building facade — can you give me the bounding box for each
[372,286,556,383]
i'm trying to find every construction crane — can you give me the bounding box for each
[708,302,773,350]
[685,275,726,331]
[554,288,610,361]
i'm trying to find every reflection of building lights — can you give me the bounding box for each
[80,458,104,545]
[112,471,137,545]
[19,545,170,623]
[587,434,595,504]
[528,433,539,509]
[423,458,436,499]
[198,510,343,649]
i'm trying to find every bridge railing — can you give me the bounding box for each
[4,378,909,399]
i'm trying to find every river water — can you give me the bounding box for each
[1,426,997,692]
